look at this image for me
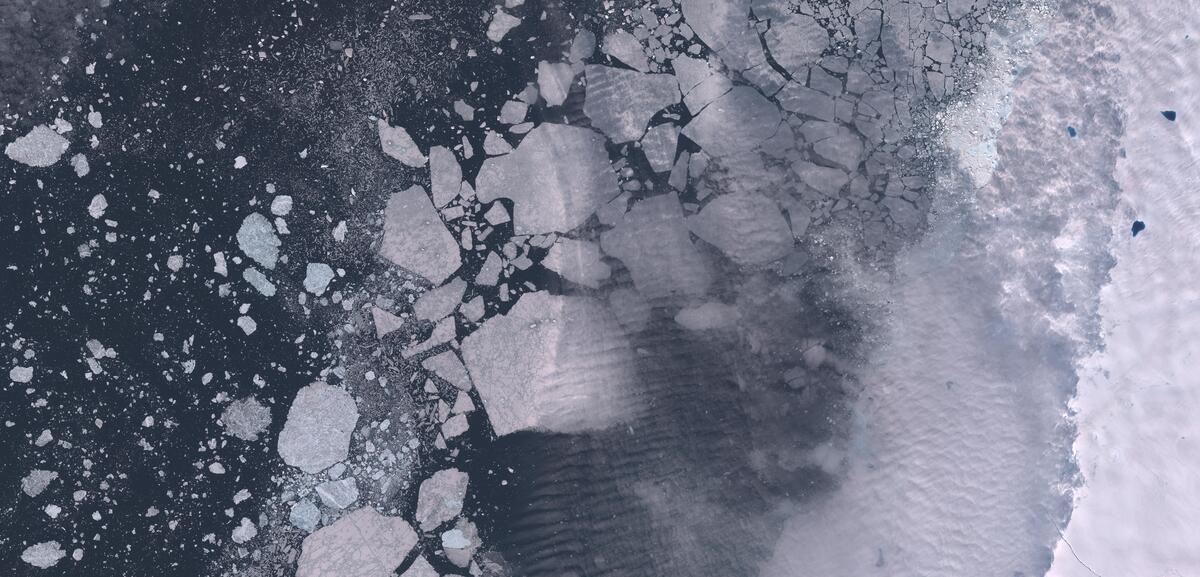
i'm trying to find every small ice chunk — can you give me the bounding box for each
[237,315,257,335]
[569,29,596,64]
[602,30,649,72]
[422,351,472,391]
[687,193,792,265]
[452,390,475,413]
[461,296,485,322]
[234,155,248,169]
[71,153,90,177]
[584,65,680,143]
[236,213,282,270]
[377,119,427,167]
[213,252,229,276]
[290,500,320,533]
[483,203,510,226]
[10,366,33,383]
[5,125,69,167]
[221,396,272,441]
[316,477,359,509]
[277,382,359,474]
[413,278,467,322]
[379,185,462,284]
[475,123,619,234]
[270,195,293,216]
[297,507,417,577]
[498,100,528,125]
[542,238,611,288]
[415,468,469,531]
[675,301,741,331]
[304,263,336,295]
[537,61,575,107]
[640,123,679,172]
[242,268,277,297]
[167,255,184,272]
[87,111,103,128]
[87,194,108,219]
[371,307,405,338]
[442,414,469,439]
[21,469,58,497]
[21,541,66,568]
[487,9,521,42]
[429,146,462,208]
[35,429,53,447]
[231,517,257,543]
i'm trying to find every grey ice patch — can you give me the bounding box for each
[296,507,417,577]
[236,213,281,270]
[21,469,58,497]
[487,8,521,42]
[316,477,359,509]
[9,366,33,383]
[221,396,272,441]
[461,292,634,436]
[475,123,619,234]
[681,86,782,157]
[542,238,612,288]
[21,541,66,569]
[304,263,335,295]
[290,500,321,533]
[687,193,793,265]
[415,468,469,531]
[242,268,277,297]
[277,382,359,474]
[584,65,680,143]
[5,125,69,167]
[377,119,427,167]
[379,185,462,284]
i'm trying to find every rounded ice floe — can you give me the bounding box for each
[10,365,33,383]
[289,500,320,533]
[296,507,417,577]
[220,396,272,441]
[277,382,359,474]
[686,192,793,265]
[303,263,335,295]
[4,125,69,167]
[474,123,619,234]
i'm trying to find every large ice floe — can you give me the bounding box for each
[379,185,461,283]
[277,382,359,474]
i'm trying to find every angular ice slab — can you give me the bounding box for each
[379,185,461,284]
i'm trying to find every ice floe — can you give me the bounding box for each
[277,382,359,474]
[236,213,281,270]
[687,193,793,265]
[377,119,427,167]
[296,507,417,577]
[4,125,69,167]
[415,468,468,531]
[379,185,461,284]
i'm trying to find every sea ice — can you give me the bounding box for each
[277,382,359,474]
[236,213,281,270]
[415,468,469,531]
[220,396,272,441]
[584,65,680,143]
[10,366,33,383]
[413,278,467,322]
[21,541,66,568]
[599,193,712,301]
[537,61,575,107]
[304,263,335,295]
[242,268,277,297]
[487,9,521,42]
[290,500,320,533]
[686,193,793,265]
[5,125,69,167]
[316,477,359,509]
[475,123,619,233]
[681,86,782,157]
[602,30,649,72]
[429,146,462,208]
[21,469,57,497]
[377,119,427,167]
[379,185,462,283]
[542,238,611,288]
[296,507,417,577]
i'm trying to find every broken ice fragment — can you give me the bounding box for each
[415,468,469,531]
[10,365,33,383]
[461,292,634,436]
[242,268,277,297]
[422,351,472,391]
[71,153,90,177]
[542,238,611,288]
[220,396,272,441]
[236,213,281,270]
[377,119,427,167]
[290,500,320,533]
[297,507,417,577]
[87,194,108,219]
[316,477,359,509]
[379,185,462,284]
[277,382,359,474]
[21,541,66,568]
[237,315,257,335]
[166,255,184,272]
[231,517,257,543]
[602,30,649,72]
[371,307,405,338]
[599,193,712,301]
[413,278,467,322]
[686,193,792,265]
[5,125,69,167]
[402,556,439,577]
[429,146,462,208]
[584,65,680,143]
[304,263,335,295]
[475,123,619,233]
[21,469,58,497]
[536,61,575,107]
[486,9,521,42]
[640,123,679,172]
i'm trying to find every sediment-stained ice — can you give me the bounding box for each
[379,185,461,283]
[475,123,619,234]
[296,507,417,577]
[584,65,680,143]
[5,125,69,167]
[277,382,359,474]
[461,292,634,436]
